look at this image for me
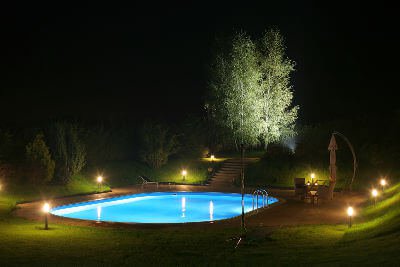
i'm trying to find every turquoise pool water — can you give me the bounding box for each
[51,192,278,223]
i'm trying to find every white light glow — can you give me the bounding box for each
[311,173,315,179]
[181,170,187,176]
[210,155,215,160]
[181,197,186,217]
[347,206,354,217]
[43,203,50,213]
[380,179,386,186]
[372,189,378,197]
[97,176,103,183]
[97,206,102,221]
[209,200,214,221]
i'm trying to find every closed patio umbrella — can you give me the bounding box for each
[328,134,338,199]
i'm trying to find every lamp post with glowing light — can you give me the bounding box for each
[310,173,316,183]
[347,206,354,228]
[181,169,187,181]
[210,154,215,163]
[43,202,50,230]
[380,178,387,192]
[97,176,103,191]
[372,189,378,206]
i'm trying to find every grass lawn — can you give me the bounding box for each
[97,157,223,186]
[245,158,335,188]
[0,157,219,206]
[244,155,393,191]
[1,178,400,265]
[0,174,110,208]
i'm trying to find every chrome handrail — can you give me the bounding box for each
[252,189,269,210]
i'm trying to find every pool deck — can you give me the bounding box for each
[14,184,367,229]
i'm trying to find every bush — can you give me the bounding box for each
[139,122,179,169]
[25,133,55,184]
[48,122,86,184]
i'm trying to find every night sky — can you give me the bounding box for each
[1,2,399,125]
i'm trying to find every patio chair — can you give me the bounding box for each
[294,177,306,199]
[139,175,159,189]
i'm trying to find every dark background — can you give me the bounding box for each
[1,1,399,126]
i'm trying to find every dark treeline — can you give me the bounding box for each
[1,110,399,187]
[0,115,212,186]
[264,110,400,188]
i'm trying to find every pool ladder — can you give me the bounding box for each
[252,189,269,210]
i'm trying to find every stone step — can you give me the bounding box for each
[217,169,241,174]
[220,167,242,170]
[209,157,259,187]
[216,174,239,178]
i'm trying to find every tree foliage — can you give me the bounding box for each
[85,124,132,165]
[208,32,263,147]
[208,29,298,149]
[25,133,55,184]
[48,122,86,184]
[259,29,298,146]
[139,122,179,169]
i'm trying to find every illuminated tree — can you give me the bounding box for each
[259,29,298,149]
[208,30,299,233]
[208,32,263,148]
[208,32,263,232]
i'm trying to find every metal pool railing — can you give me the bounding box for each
[252,189,269,210]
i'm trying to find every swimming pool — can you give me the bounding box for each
[51,192,278,223]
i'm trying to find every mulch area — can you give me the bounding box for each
[13,184,367,230]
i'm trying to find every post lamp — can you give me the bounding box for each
[371,189,378,206]
[311,173,316,183]
[42,202,50,230]
[210,154,215,162]
[181,169,187,181]
[97,176,103,191]
[380,178,387,192]
[347,206,354,228]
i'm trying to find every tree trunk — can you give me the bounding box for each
[240,143,246,233]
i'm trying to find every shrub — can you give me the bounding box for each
[48,122,86,184]
[25,133,55,184]
[139,122,179,169]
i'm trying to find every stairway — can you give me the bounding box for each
[209,158,259,189]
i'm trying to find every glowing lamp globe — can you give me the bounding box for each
[182,170,187,176]
[210,155,215,161]
[311,173,316,179]
[380,179,386,186]
[372,189,378,197]
[347,206,354,217]
[97,176,103,183]
[42,203,50,213]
